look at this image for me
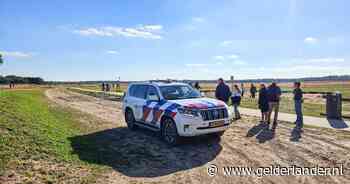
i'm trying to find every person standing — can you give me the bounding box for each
[250,83,257,98]
[267,82,282,128]
[194,82,201,91]
[241,83,245,97]
[231,85,242,119]
[101,83,105,91]
[106,83,110,92]
[215,78,231,104]
[293,82,304,130]
[258,84,269,123]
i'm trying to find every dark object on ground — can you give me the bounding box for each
[326,93,342,119]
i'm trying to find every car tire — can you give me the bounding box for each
[214,131,225,137]
[162,118,180,146]
[125,109,137,130]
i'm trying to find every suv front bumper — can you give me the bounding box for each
[175,115,232,137]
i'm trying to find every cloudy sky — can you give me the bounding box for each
[0,0,349,81]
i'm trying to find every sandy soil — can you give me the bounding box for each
[45,88,350,184]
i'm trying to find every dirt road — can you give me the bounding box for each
[46,88,350,184]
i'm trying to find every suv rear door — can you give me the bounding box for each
[127,84,148,121]
[144,85,161,125]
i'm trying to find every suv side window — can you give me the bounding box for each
[147,86,160,101]
[128,85,137,97]
[133,85,148,99]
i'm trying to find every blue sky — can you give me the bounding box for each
[1,0,349,81]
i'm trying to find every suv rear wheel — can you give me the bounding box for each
[214,131,225,137]
[162,118,180,145]
[125,109,137,130]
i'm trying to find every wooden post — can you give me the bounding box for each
[230,75,234,92]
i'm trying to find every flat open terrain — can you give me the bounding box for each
[73,81,350,118]
[1,87,350,183]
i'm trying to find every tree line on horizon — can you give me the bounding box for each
[0,75,44,85]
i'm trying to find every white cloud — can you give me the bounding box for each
[0,51,34,58]
[106,50,119,54]
[192,17,206,23]
[74,24,163,39]
[213,54,240,61]
[220,40,234,47]
[304,37,318,44]
[307,58,345,63]
[183,17,206,32]
[213,55,225,61]
[232,60,246,65]
[269,65,348,77]
[228,54,239,59]
[185,63,208,67]
[139,25,163,31]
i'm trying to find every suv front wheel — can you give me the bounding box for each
[162,118,180,145]
[125,109,137,130]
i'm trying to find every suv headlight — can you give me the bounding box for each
[178,107,200,117]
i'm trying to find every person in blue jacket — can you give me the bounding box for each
[215,78,232,104]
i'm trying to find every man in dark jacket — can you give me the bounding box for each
[215,78,231,104]
[250,83,257,98]
[258,84,269,122]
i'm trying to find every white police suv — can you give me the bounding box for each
[122,82,233,145]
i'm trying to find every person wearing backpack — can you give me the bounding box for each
[267,82,282,128]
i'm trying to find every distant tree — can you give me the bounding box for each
[0,75,45,84]
[0,54,3,64]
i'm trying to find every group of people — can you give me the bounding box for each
[101,83,111,92]
[215,78,243,120]
[8,81,15,89]
[214,78,304,131]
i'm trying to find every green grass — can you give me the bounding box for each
[0,89,106,183]
[240,96,350,118]
[281,83,350,98]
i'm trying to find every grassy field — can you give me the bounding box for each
[200,81,350,98]
[74,81,350,98]
[73,81,350,118]
[0,88,107,183]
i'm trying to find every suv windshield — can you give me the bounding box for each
[159,85,200,100]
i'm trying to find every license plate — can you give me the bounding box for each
[209,120,225,127]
